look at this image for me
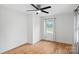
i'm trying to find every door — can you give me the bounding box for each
[74,9,79,53]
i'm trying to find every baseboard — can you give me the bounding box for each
[41,39,72,46]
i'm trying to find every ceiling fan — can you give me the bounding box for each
[27,4,51,14]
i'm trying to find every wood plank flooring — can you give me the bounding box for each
[3,40,72,54]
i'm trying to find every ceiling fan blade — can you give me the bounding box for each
[41,10,49,14]
[31,4,39,10]
[27,10,37,11]
[41,6,51,10]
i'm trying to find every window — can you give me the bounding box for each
[44,19,54,34]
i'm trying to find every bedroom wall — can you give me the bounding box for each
[55,13,74,44]
[40,13,74,44]
[27,14,33,44]
[0,5,27,53]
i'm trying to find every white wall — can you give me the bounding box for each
[40,13,74,44]
[27,14,33,44]
[55,13,74,44]
[33,14,40,44]
[0,5,27,53]
[0,5,41,53]
[27,13,41,44]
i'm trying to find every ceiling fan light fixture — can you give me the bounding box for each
[36,10,41,13]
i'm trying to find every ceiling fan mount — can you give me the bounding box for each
[27,4,51,14]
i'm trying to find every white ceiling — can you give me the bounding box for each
[1,4,78,16]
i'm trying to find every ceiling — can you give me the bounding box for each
[1,4,78,16]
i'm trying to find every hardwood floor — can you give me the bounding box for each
[3,40,72,54]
